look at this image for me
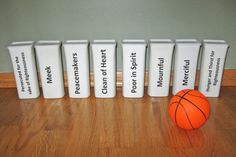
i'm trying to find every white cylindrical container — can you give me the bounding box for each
[8,41,40,99]
[198,40,229,97]
[172,39,201,95]
[122,40,147,98]
[63,40,90,98]
[148,39,175,97]
[91,40,116,98]
[35,40,64,98]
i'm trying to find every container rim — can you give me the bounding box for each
[35,40,61,46]
[91,40,116,44]
[122,39,146,44]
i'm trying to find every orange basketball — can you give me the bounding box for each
[168,89,210,130]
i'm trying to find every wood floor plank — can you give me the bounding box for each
[0,87,235,157]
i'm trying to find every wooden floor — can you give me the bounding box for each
[0,87,236,157]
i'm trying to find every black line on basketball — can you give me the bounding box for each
[169,101,180,106]
[179,89,188,95]
[179,102,195,129]
[174,90,192,126]
[175,95,207,119]
[187,93,206,100]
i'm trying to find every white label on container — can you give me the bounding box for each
[157,58,164,87]
[206,51,221,92]
[45,66,53,84]
[15,52,32,95]
[71,53,81,94]
[182,59,190,86]
[100,49,108,94]
[130,52,138,93]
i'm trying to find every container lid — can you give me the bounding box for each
[35,40,61,46]
[175,39,200,43]
[175,39,201,46]
[203,39,227,44]
[91,40,116,45]
[149,39,174,44]
[9,41,34,47]
[122,39,146,44]
[64,40,89,45]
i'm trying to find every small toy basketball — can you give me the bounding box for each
[169,89,210,130]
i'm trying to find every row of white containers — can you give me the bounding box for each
[8,39,229,99]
